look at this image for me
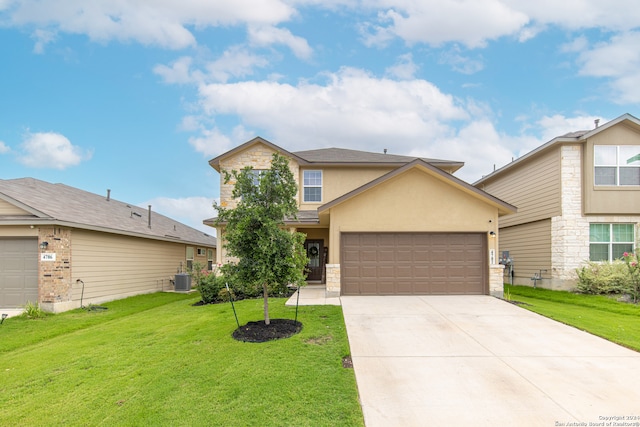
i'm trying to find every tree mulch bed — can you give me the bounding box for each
[232,319,302,343]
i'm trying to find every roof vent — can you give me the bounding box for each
[106,189,111,201]
[595,119,600,128]
[383,148,387,154]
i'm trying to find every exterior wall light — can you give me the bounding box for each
[489,231,496,237]
[39,241,49,250]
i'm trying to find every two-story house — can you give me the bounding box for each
[474,113,640,290]
[206,137,516,298]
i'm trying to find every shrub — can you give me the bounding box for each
[576,261,631,295]
[622,252,640,304]
[198,272,226,304]
[22,301,45,319]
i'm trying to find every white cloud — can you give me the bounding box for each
[205,46,270,82]
[4,0,295,49]
[18,131,91,169]
[0,140,10,154]
[248,25,313,59]
[154,48,269,85]
[575,31,640,104]
[197,67,468,157]
[385,53,418,80]
[439,46,484,74]
[31,28,56,53]
[188,124,253,157]
[535,114,602,142]
[361,0,529,48]
[154,56,201,85]
[141,196,218,235]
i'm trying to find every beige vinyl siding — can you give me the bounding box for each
[481,148,562,228]
[583,125,640,214]
[71,229,187,303]
[499,220,552,286]
[0,200,30,216]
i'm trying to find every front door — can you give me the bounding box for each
[304,239,323,281]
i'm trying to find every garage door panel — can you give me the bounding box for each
[342,232,486,296]
[1,238,38,308]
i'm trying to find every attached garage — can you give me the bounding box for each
[341,232,487,295]
[0,238,38,307]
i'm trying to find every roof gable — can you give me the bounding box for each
[209,137,464,173]
[208,136,309,172]
[0,178,216,247]
[475,113,640,185]
[319,159,516,216]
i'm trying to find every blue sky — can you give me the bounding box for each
[2,1,640,235]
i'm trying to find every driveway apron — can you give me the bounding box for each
[341,295,640,427]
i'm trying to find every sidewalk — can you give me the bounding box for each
[285,284,341,306]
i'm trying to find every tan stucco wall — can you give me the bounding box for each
[299,166,395,209]
[326,168,499,263]
[583,123,640,214]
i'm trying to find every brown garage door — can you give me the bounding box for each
[0,238,38,307]
[341,233,487,295]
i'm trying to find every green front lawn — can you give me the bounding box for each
[0,294,364,426]
[506,284,640,352]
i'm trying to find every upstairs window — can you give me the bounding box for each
[594,145,640,186]
[589,223,635,262]
[249,169,266,186]
[303,170,322,202]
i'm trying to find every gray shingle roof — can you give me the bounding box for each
[293,147,461,167]
[0,178,216,247]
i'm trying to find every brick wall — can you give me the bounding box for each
[38,227,72,306]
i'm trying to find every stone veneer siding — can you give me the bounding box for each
[489,264,505,298]
[218,145,300,210]
[325,264,340,297]
[217,144,300,264]
[551,145,640,290]
[38,227,72,311]
[550,145,588,289]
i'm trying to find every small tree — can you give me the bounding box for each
[215,152,308,324]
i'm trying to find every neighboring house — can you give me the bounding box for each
[474,113,640,290]
[0,178,217,312]
[205,137,515,298]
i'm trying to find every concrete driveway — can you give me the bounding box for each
[341,295,640,427]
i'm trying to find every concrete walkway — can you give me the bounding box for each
[285,284,341,306]
[341,295,640,427]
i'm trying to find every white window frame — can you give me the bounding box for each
[589,223,635,262]
[303,170,322,203]
[197,248,206,256]
[594,145,640,186]
[186,246,194,270]
[207,249,214,271]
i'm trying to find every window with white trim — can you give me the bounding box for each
[589,223,635,262]
[249,169,266,186]
[303,170,322,202]
[186,246,194,270]
[594,145,640,186]
[207,249,214,271]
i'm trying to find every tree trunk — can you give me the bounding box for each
[263,283,270,325]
